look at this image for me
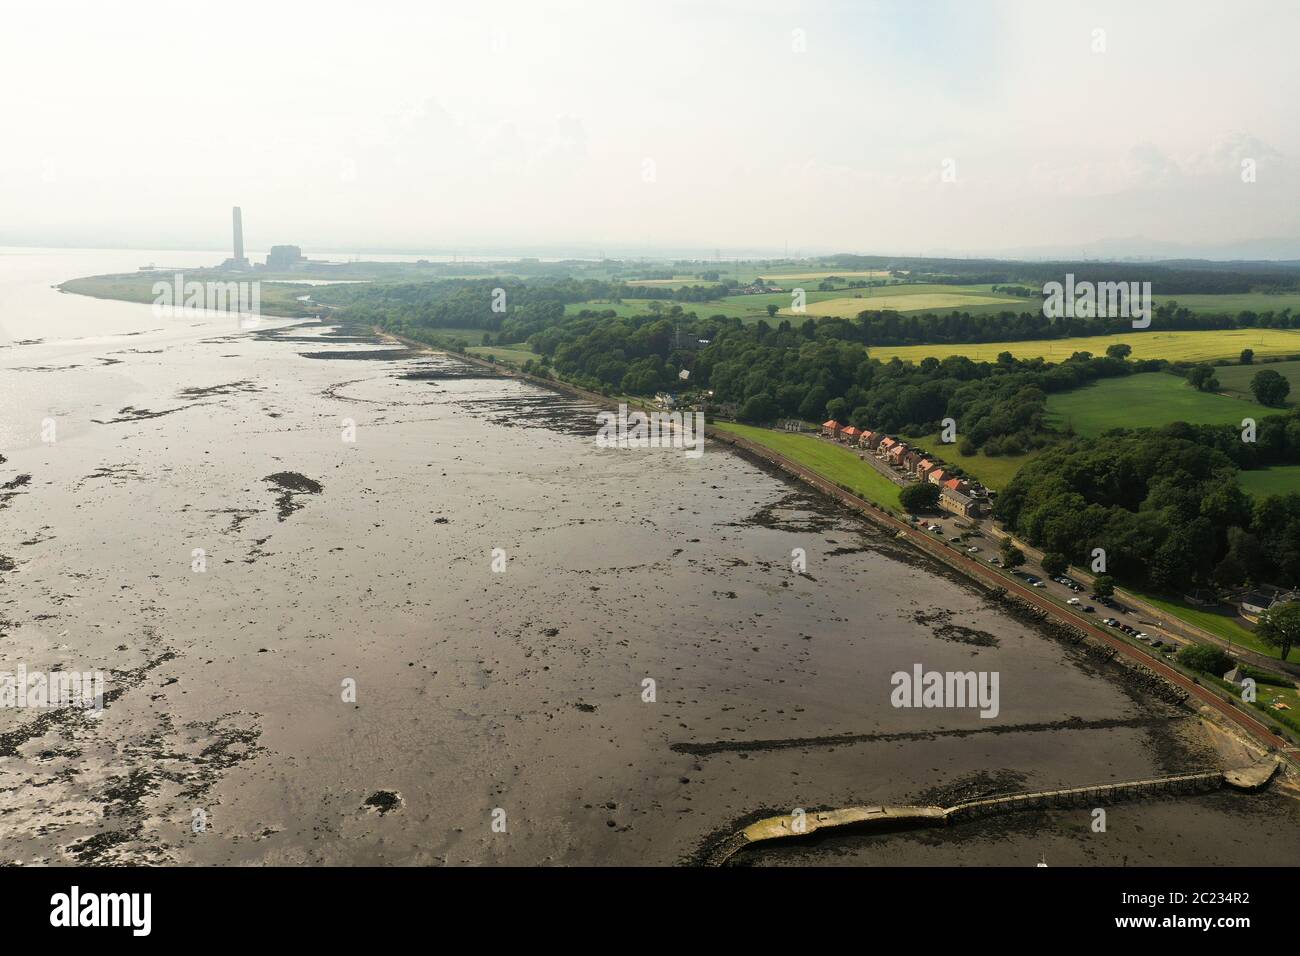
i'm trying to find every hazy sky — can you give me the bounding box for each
[2,0,1297,257]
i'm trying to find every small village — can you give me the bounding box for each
[818,419,992,518]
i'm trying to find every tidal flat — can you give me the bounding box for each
[2,302,1298,865]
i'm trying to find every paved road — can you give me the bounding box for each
[916,512,1185,649]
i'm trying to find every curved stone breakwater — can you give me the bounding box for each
[701,760,1281,866]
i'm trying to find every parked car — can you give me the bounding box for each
[966,546,979,553]
[1067,597,1081,605]
[1083,605,1095,613]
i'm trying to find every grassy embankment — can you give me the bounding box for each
[1134,591,1294,662]
[710,421,903,511]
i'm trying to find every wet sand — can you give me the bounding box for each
[1,305,1298,866]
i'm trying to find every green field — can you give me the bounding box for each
[569,283,1037,324]
[873,328,1300,365]
[789,283,1027,318]
[1156,293,1300,315]
[1238,465,1300,498]
[1046,372,1264,437]
[467,344,538,367]
[566,289,854,322]
[1216,359,1300,405]
[710,422,902,511]
[763,269,893,283]
[624,277,707,287]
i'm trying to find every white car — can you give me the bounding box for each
[1067,597,1081,605]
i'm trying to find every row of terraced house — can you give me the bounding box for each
[820,420,990,518]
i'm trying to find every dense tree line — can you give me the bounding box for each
[330,278,729,335]
[995,422,1300,592]
[515,308,1159,455]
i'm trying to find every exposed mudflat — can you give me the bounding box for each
[1,292,1297,866]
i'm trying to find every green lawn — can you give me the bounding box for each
[1238,465,1300,498]
[1133,591,1293,662]
[1047,372,1265,437]
[900,431,1041,491]
[1216,359,1300,406]
[711,422,903,511]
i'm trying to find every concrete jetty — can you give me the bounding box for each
[703,760,1280,865]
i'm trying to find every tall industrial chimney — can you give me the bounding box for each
[232,206,245,262]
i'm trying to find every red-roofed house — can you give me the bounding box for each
[928,468,947,486]
[943,476,970,494]
[840,425,861,443]
[902,449,922,472]
[821,420,841,439]
[877,436,897,458]
[916,458,937,480]
[887,443,909,465]
[860,430,883,450]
